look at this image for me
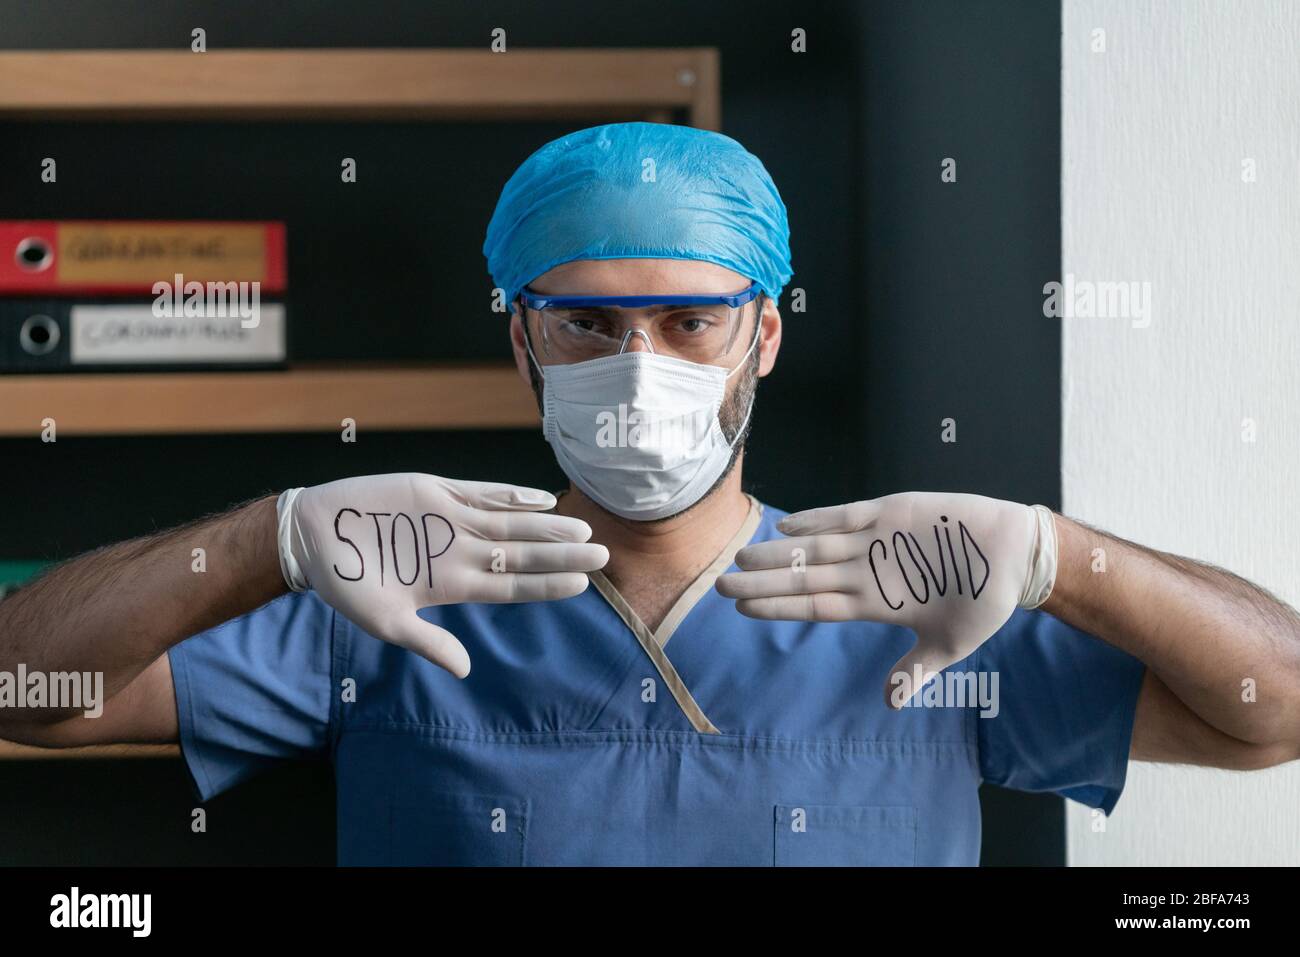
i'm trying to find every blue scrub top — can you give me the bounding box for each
[168,497,1145,866]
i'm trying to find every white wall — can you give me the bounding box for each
[1062,0,1300,866]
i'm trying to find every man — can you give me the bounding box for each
[2,123,1297,865]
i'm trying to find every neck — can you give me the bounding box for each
[554,457,751,591]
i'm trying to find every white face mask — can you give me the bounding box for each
[528,327,759,521]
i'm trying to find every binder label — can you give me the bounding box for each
[68,303,285,363]
[57,223,270,284]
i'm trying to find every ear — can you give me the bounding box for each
[756,296,783,378]
[508,307,532,386]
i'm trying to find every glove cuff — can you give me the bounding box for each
[276,487,310,593]
[1019,504,1058,609]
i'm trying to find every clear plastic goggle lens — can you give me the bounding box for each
[535,302,744,364]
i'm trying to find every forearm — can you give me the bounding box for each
[1042,513,1300,746]
[0,494,285,727]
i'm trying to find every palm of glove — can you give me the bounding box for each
[716,492,1041,707]
[283,473,607,679]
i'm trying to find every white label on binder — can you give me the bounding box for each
[69,303,285,363]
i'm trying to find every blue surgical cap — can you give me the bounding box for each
[484,122,792,305]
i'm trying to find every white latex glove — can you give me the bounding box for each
[277,473,607,678]
[715,492,1057,707]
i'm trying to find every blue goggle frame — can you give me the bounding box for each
[519,280,763,311]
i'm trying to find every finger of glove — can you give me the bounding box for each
[441,478,557,512]
[733,532,867,571]
[464,509,593,543]
[734,592,861,622]
[472,540,609,574]
[381,613,472,679]
[777,500,882,536]
[882,644,962,710]
[716,563,852,600]
[464,570,592,603]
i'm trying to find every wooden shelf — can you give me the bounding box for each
[0,47,718,439]
[0,48,720,128]
[0,48,718,438]
[0,740,178,760]
[0,362,538,436]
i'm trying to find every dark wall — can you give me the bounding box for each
[0,0,1062,866]
[858,2,1065,864]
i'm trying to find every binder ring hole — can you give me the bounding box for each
[19,314,60,356]
[15,237,53,272]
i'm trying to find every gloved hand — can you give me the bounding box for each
[715,492,1057,707]
[277,473,607,679]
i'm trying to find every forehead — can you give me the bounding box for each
[528,258,748,296]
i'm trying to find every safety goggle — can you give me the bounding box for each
[518,281,763,365]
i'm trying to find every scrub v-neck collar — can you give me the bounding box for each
[584,493,764,734]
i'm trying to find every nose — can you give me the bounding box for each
[617,328,656,355]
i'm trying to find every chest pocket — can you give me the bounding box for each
[773,804,916,866]
[389,792,530,866]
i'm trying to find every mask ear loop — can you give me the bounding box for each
[519,298,549,381]
[722,293,765,447]
[725,298,764,380]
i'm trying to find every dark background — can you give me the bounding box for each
[0,0,1063,865]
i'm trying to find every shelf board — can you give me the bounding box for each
[0,740,178,760]
[0,48,720,128]
[0,362,538,436]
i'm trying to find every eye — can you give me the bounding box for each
[555,312,615,339]
[667,311,718,335]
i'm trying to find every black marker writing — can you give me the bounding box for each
[942,516,962,596]
[330,508,456,588]
[907,528,948,597]
[333,508,364,582]
[893,531,930,604]
[868,537,903,610]
[865,514,989,609]
[391,512,420,586]
[959,520,990,599]
[366,512,392,586]
[421,513,455,589]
